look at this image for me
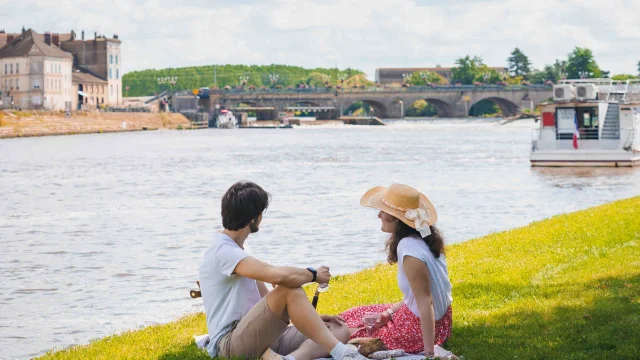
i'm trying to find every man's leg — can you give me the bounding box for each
[286,321,351,360]
[266,286,342,353]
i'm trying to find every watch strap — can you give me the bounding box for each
[306,267,317,282]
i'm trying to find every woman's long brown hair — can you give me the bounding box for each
[386,221,445,263]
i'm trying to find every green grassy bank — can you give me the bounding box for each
[40,197,640,360]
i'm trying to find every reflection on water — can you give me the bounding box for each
[0,119,638,359]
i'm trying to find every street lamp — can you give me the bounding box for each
[338,74,347,87]
[269,73,279,87]
[402,72,412,85]
[420,72,428,86]
[239,75,249,87]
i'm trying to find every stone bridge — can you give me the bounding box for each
[206,85,552,119]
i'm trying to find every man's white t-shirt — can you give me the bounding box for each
[199,232,261,357]
[397,236,453,320]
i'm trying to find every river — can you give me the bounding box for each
[1,119,638,359]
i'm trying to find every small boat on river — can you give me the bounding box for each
[530,79,640,167]
[216,110,238,129]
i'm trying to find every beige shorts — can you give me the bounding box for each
[216,296,308,358]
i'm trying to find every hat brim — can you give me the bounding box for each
[360,186,438,229]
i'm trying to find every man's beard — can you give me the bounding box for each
[249,222,260,233]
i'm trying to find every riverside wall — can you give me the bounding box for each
[0,111,191,139]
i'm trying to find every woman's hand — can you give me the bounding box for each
[374,311,392,329]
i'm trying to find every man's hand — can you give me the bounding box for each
[316,266,331,284]
[320,314,345,325]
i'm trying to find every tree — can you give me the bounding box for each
[306,72,330,87]
[637,61,640,75]
[406,100,438,117]
[404,71,447,86]
[611,74,637,81]
[451,56,484,85]
[507,48,531,78]
[475,65,503,84]
[566,47,601,79]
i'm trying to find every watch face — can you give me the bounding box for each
[307,267,316,272]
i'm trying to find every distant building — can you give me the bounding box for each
[0,28,73,110]
[60,30,122,106]
[375,66,509,85]
[0,28,122,110]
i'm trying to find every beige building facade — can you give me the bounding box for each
[0,29,73,110]
[60,33,122,106]
[0,28,122,110]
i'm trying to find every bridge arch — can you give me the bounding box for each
[343,99,388,118]
[422,98,455,117]
[469,97,519,117]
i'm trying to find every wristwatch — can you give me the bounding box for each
[306,267,317,282]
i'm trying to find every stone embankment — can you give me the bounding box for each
[0,111,191,139]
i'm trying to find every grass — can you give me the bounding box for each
[39,197,640,359]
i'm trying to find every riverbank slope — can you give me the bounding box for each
[39,197,640,359]
[0,111,191,139]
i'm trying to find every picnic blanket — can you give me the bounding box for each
[193,334,457,359]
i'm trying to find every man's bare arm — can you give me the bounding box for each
[234,256,330,288]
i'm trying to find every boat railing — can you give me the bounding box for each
[559,78,640,102]
[533,127,635,151]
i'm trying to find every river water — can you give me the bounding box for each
[0,119,638,359]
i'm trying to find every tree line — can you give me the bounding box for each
[122,65,362,97]
[404,47,640,87]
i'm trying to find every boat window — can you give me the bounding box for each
[556,107,599,140]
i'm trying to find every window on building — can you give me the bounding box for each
[116,55,118,64]
[10,64,13,74]
[16,63,19,74]
[109,68,112,79]
[3,79,6,89]
[116,69,119,79]
[16,79,19,90]
[110,55,113,64]
[111,85,113,96]
[10,79,13,89]
[4,64,6,74]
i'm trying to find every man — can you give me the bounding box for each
[199,181,366,360]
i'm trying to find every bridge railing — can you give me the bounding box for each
[209,84,552,95]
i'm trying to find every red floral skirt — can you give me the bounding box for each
[339,303,452,354]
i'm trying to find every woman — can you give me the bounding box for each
[340,184,455,359]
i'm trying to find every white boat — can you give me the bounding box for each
[531,79,640,167]
[216,109,238,129]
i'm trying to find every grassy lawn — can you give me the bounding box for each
[39,197,640,359]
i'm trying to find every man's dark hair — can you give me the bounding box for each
[221,181,270,231]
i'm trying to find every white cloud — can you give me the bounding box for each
[1,0,639,77]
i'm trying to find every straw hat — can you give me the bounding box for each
[360,183,438,236]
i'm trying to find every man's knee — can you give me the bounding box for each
[271,285,304,297]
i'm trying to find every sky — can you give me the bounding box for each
[2,0,640,79]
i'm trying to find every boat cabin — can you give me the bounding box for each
[531,79,640,166]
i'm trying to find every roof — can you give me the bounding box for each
[0,29,72,59]
[72,68,107,84]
